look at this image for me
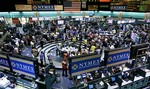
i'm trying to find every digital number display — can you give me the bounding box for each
[139,5,148,11]
[99,0,110,2]
[111,0,124,5]
[88,5,98,10]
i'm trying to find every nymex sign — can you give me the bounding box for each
[70,54,101,76]
[32,5,54,11]
[0,54,10,71]
[9,56,36,78]
[106,48,130,67]
[111,5,126,11]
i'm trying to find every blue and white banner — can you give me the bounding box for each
[71,54,101,76]
[32,5,54,11]
[9,56,35,78]
[0,54,10,70]
[107,48,130,67]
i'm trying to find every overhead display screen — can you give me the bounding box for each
[99,5,110,10]
[87,0,97,2]
[148,5,150,11]
[139,5,148,11]
[6,0,150,12]
[70,54,101,76]
[81,2,87,9]
[99,0,110,2]
[88,5,98,10]
[138,0,150,12]
[140,0,149,4]
[9,56,36,78]
[110,0,125,5]
[30,0,63,5]
[0,54,10,71]
[125,0,140,11]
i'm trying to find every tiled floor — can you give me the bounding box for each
[52,70,74,89]
[21,43,63,68]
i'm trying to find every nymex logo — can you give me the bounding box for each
[11,61,35,73]
[72,64,78,70]
[72,59,100,72]
[108,52,130,63]
[0,58,9,66]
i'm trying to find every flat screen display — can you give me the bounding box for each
[9,56,36,78]
[89,84,94,89]
[75,18,80,21]
[39,17,44,21]
[147,5,150,11]
[111,77,116,82]
[88,5,98,10]
[80,18,83,21]
[32,17,38,21]
[57,20,64,25]
[0,54,10,71]
[108,20,113,24]
[139,5,148,11]
[82,74,87,78]
[99,0,110,2]
[117,20,121,24]
[44,17,50,20]
[147,19,150,23]
[77,75,81,79]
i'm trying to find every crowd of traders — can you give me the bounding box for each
[0,17,150,66]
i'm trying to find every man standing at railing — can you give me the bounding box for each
[62,60,68,77]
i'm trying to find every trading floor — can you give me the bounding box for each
[0,16,150,89]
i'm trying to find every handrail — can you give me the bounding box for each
[0,31,10,45]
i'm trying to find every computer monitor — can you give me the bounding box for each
[117,21,121,24]
[57,20,64,25]
[147,19,150,23]
[108,20,113,24]
[80,18,83,21]
[109,77,116,86]
[77,75,81,79]
[39,17,44,21]
[122,20,125,23]
[118,75,122,79]
[82,74,86,78]
[89,84,94,89]
[95,70,98,73]
[123,72,128,79]
[32,17,38,21]
[111,77,116,82]
[75,18,80,21]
